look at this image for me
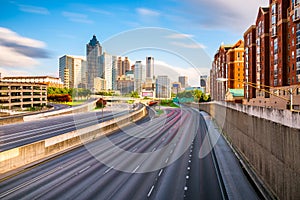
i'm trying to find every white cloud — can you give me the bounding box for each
[172,0,269,32]
[0,46,38,67]
[171,41,206,49]
[166,33,194,39]
[88,8,112,15]
[0,27,49,68]
[18,4,50,15]
[0,27,45,48]
[136,8,160,17]
[62,11,93,24]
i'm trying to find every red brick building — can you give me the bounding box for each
[244,25,257,100]
[241,0,300,110]
[211,44,233,101]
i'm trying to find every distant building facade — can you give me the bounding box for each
[2,76,63,88]
[59,55,86,88]
[86,35,102,90]
[134,61,146,93]
[146,57,154,80]
[156,75,171,99]
[94,77,107,92]
[178,76,188,89]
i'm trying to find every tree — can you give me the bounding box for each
[130,91,140,98]
[96,98,107,108]
[193,89,203,101]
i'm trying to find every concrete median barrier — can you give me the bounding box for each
[0,105,147,175]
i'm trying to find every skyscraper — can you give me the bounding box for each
[134,61,146,93]
[146,56,154,80]
[112,56,118,90]
[59,55,86,88]
[117,57,131,77]
[86,35,102,90]
[178,76,188,89]
[99,52,113,90]
[156,75,171,99]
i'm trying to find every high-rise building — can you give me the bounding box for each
[156,75,171,99]
[86,35,102,90]
[124,57,130,73]
[226,40,245,89]
[210,41,244,101]
[240,1,300,109]
[288,0,300,84]
[244,25,257,100]
[99,52,113,90]
[117,57,131,77]
[112,56,118,90]
[94,77,106,92]
[59,55,85,88]
[80,60,87,88]
[146,57,154,80]
[200,75,208,93]
[171,82,181,94]
[178,76,188,89]
[134,61,146,93]
[269,0,289,87]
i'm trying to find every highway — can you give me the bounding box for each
[0,106,259,199]
[0,103,140,152]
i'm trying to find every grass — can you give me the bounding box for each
[63,100,87,106]
[155,109,164,115]
[127,100,134,104]
[159,100,179,108]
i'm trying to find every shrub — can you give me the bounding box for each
[96,98,107,108]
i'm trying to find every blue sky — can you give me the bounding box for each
[0,0,268,86]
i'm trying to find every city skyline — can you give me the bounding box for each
[0,0,268,85]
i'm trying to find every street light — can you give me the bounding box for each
[216,78,294,111]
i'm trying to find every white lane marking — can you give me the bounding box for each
[187,167,190,170]
[152,147,156,152]
[132,165,140,173]
[104,166,114,174]
[184,186,188,191]
[170,149,173,154]
[158,169,163,177]
[147,185,155,197]
[188,160,191,163]
[0,166,63,198]
[165,157,169,163]
[186,175,189,179]
[78,165,91,174]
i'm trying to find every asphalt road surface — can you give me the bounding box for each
[0,103,138,152]
[0,106,259,200]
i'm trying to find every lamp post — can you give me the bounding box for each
[216,78,294,111]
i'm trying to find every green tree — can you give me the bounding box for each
[130,91,140,98]
[193,89,203,101]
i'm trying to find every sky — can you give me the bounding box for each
[0,0,269,86]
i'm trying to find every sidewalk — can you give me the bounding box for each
[200,111,262,200]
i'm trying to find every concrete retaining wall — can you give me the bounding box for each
[194,102,300,200]
[0,106,147,174]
